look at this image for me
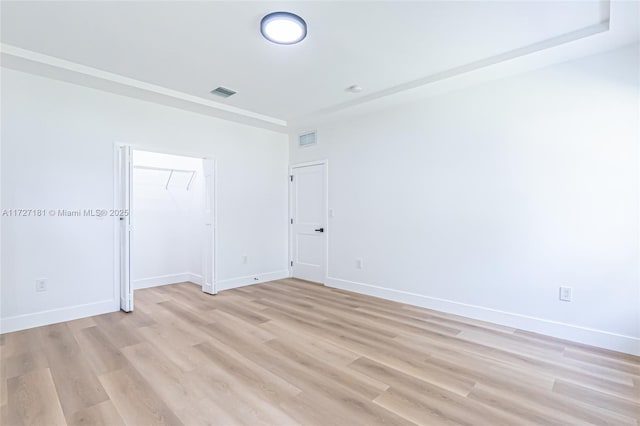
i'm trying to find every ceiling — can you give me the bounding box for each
[1,1,638,129]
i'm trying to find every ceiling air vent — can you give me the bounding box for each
[210,87,237,98]
[299,131,317,147]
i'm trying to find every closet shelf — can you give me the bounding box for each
[133,165,197,190]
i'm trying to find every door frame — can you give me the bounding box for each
[288,159,329,284]
[113,142,218,312]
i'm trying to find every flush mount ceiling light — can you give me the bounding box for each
[261,11,307,45]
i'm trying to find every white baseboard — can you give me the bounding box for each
[133,272,202,289]
[1,299,117,334]
[0,271,280,334]
[187,273,203,286]
[216,269,290,292]
[326,276,640,356]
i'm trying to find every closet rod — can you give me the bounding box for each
[133,165,195,174]
[133,165,197,190]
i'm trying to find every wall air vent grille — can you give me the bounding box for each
[299,131,317,147]
[210,87,237,98]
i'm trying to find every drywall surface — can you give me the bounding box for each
[131,150,204,288]
[290,45,640,353]
[1,68,289,331]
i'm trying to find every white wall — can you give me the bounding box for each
[290,45,640,354]
[131,150,204,289]
[1,68,289,332]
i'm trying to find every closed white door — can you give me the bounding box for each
[291,163,326,283]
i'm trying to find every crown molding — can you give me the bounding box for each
[1,43,289,133]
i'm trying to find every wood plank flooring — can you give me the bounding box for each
[1,278,639,425]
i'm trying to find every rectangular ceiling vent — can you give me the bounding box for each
[299,131,317,147]
[210,86,237,98]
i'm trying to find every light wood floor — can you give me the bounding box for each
[1,279,639,425]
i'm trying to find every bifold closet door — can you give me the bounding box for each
[118,145,133,311]
[202,158,216,295]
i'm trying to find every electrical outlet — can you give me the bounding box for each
[559,286,572,302]
[356,259,363,270]
[36,279,47,292]
[242,255,248,264]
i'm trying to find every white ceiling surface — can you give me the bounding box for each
[1,1,638,130]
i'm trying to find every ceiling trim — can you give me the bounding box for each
[297,17,610,122]
[0,43,288,130]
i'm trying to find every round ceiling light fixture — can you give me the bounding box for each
[261,11,307,45]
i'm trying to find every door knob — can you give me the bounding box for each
[314,228,324,232]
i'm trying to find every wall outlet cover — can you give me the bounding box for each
[559,286,572,302]
[36,279,47,292]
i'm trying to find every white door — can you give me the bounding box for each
[291,163,327,283]
[118,145,133,312]
[202,158,216,295]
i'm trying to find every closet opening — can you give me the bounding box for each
[116,146,215,312]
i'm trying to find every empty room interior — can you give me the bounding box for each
[1,1,639,425]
